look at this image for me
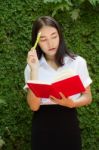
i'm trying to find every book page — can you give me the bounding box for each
[27,68,76,85]
[52,68,76,83]
[27,80,51,85]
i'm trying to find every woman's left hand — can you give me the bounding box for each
[49,92,75,108]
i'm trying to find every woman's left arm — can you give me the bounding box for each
[72,85,92,107]
[50,85,92,108]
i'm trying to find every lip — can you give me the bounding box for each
[48,48,56,51]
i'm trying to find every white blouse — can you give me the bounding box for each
[24,55,92,105]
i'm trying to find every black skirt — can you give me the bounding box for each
[31,105,82,150]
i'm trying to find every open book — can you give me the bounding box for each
[26,69,85,99]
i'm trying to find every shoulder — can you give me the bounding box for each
[75,55,86,62]
[75,55,87,65]
[24,64,31,73]
[64,55,87,65]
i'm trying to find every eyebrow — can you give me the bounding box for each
[40,32,57,38]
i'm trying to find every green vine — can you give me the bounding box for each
[43,0,99,20]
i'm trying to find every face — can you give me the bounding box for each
[38,26,60,58]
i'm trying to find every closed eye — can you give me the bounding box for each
[40,39,47,42]
[40,35,58,42]
[52,36,57,39]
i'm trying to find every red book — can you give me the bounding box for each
[27,75,85,99]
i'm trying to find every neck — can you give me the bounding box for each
[45,55,55,62]
[45,55,59,70]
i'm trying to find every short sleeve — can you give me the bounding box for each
[77,57,92,88]
[23,64,31,91]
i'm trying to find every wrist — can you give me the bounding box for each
[30,69,39,80]
[30,65,39,71]
[72,100,76,108]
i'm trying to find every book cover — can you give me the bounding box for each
[27,74,85,99]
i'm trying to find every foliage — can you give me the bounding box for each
[43,0,99,20]
[0,136,5,149]
[0,99,6,105]
[0,0,99,149]
[89,0,99,5]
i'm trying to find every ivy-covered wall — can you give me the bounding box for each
[0,0,99,150]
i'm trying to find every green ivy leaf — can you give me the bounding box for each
[70,8,80,21]
[0,137,5,148]
[0,99,6,105]
[52,3,71,16]
[89,0,99,6]
[44,0,62,3]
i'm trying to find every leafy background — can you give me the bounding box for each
[0,0,99,149]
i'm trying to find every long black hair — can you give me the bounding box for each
[32,16,75,66]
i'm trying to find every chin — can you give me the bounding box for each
[49,53,56,57]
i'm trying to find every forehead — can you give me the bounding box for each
[39,26,58,36]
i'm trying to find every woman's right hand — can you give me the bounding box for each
[27,48,39,70]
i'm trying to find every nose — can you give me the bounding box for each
[47,38,53,48]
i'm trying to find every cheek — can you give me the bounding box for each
[39,42,47,51]
[55,38,60,47]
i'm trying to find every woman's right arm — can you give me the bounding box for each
[27,89,41,111]
[26,49,41,111]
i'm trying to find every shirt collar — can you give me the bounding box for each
[39,54,73,68]
[39,55,48,67]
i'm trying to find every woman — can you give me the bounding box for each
[24,16,92,150]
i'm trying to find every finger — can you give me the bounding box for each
[28,51,35,56]
[49,96,59,103]
[30,48,37,56]
[31,47,35,51]
[50,95,59,100]
[50,96,63,105]
[27,53,37,61]
[59,92,67,99]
